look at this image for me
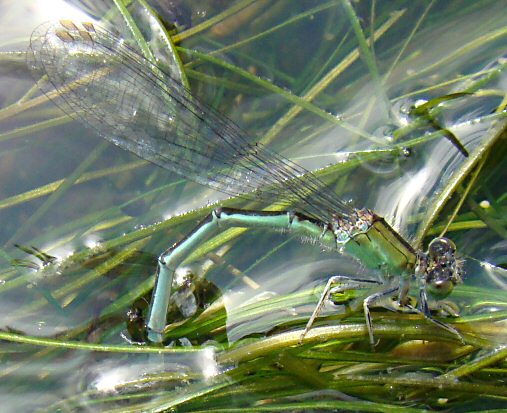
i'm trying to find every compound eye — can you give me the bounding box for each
[428,278,454,298]
[428,237,456,259]
[427,266,455,298]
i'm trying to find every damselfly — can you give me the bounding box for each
[27,21,465,345]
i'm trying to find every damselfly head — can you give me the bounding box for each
[425,237,463,299]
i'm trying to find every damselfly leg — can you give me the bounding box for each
[299,272,463,347]
[299,276,383,344]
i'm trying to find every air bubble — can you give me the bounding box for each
[392,98,416,126]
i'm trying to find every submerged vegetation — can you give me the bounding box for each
[0,0,506,411]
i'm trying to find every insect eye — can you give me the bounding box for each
[427,267,455,298]
[428,237,456,259]
[429,279,454,298]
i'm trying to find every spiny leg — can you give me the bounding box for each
[300,274,464,347]
[147,207,335,343]
[365,281,463,346]
[299,275,383,344]
[362,283,401,347]
[417,285,464,343]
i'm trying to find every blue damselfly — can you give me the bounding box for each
[27,20,465,346]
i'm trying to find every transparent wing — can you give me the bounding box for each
[26,21,353,223]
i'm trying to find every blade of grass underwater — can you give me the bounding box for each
[335,374,507,398]
[0,114,70,143]
[172,0,258,42]
[357,0,435,132]
[415,120,507,245]
[216,324,486,365]
[4,141,110,246]
[189,36,295,85]
[137,0,189,87]
[15,75,44,104]
[113,0,189,88]
[341,0,390,120]
[0,330,200,353]
[296,4,342,91]
[207,1,340,57]
[112,0,157,63]
[408,363,507,401]
[429,219,490,235]
[10,238,150,321]
[132,379,240,413]
[382,0,436,77]
[393,68,502,101]
[260,8,405,146]
[0,88,64,122]
[0,160,146,210]
[438,154,487,238]
[42,372,220,413]
[183,402,432,413]
[411,23,507,82]
[0,65,117,124]
[185,69,264,95]
[302,31,351,97]
[0,50,25,62]
[440,344,507,379]
[179,46,377,141]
